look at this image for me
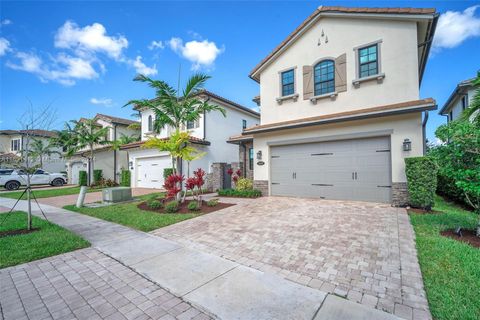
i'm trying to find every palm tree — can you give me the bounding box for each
[52,122,79,157]
[28,138,61,169]
[124,73,226,178]
[72,119,110,186]
[110,133,140,151]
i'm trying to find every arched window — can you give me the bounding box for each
[147,115,153,132]
[314,60,335,96]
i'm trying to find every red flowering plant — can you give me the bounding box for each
[164,174,184,200]
[227,168,234,176]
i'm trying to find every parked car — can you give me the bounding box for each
[0,169,68,190]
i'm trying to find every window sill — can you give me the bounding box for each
[310,92,338,104]
[352,73,385,88]
[276,93,299,105]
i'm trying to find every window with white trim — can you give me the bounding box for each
[11,139,20,151]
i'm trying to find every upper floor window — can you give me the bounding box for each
[314,60,335,96]
[449,111,453,122]
[187,119,200,130]
[242,120,247,130]
[11,139,20,151]
[147,115,153,132]
[461,95,468,110]
[281,69,295,96]
[358,44,378,78]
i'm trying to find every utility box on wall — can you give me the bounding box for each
[102,187,133,203]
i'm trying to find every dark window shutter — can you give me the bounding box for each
[334,53,347,93]
[303,65,313,100]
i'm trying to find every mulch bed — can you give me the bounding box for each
[137,200,235,214]
[441,229,480,248]
[0,227,40,238]
[408,208,443,215]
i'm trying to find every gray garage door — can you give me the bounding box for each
[270,136,391,203]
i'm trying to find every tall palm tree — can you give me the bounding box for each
[52,122,79,157]
[461,72,480,124]
[72,119,110,186]
[124,73,226,133]
[124,73,226,177]
[28,138,61,169]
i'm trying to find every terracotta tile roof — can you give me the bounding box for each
[244,98,436,134]
[249,6,437,81]
[0,129,57,138]
[120,136,211,150]
[94,113,137,126]
[226,134,254,144]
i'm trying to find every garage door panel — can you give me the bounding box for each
[136,156,170,189]
[270,136,391,203]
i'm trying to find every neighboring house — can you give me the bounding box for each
[238,6,438,205]
[66,114,139,184]
[439,77,477,122]
[0,129,65,172]
[121,90,260,189]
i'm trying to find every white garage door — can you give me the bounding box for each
[270,136,391,203]
[136,156,170,189]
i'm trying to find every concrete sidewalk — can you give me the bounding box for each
[0,197,401,320]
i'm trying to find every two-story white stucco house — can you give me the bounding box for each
[439,77,478,122]
[67,114,139,184]
[0,129,65,172]
[241,6,438,205]
[121,90,260,189]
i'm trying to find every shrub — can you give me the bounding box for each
[147,199,163,210]
[207,199,219,207]
[79,171,87,186]
[235,178,253,191]
[93,169,103,184]
[165,200,179,213]
[92,178,118,188]
[187,201,200,211]
[218,188,262,198]
[120,169,131,187]
[163,168,174,180]
[405,157,437,210]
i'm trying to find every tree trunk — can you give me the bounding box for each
[90,146,94,186]
[176,157,182,201]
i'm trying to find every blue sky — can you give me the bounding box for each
[1,1,479,143]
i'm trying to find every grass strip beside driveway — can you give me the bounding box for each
[0,186,100,200]
[410,196,480,320]
[0,211,90,268]
[64,200,198,232]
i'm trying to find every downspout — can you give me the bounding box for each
[113,124,117,183]
[421,111,429,155]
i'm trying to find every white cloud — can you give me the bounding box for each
[6,51,98,86]
[168,37,224,70]
[130,56,157,76]
[1,19,12,26]
[433,5,480,51]
[90,97,113,106]
[148,40,164,50]
[0,37,11,56]
[54,20,128,60]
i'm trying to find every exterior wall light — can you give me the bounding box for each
[129,161,133,170]
[403,139,412,151]
[257,150,262,160]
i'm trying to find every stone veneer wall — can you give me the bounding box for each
[253,180,269,197]
[392,182,408,207]
[209,163,226,192]
[239,142,254,180]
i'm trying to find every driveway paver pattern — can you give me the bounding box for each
[152,196,430,320]
[0,248,212,320]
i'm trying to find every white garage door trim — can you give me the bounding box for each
[135,156,170,189]
[269,136,392,203]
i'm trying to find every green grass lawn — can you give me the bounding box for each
[0,186,101,200]
[0,211,90,268]
[410,195,480,320]
[64,194,197,232]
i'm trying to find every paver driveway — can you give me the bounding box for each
[152,197,430,320]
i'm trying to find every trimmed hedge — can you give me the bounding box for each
[120,169,131,187]
[218,188,262,198]
[405,157,438,210]
[163,168,174,179]
[93,169,103,184]
[79,171,88,186]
